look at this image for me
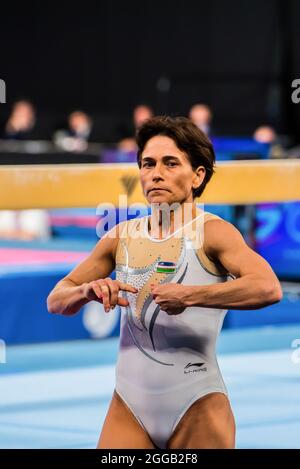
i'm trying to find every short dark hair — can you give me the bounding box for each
[136,115,215,198]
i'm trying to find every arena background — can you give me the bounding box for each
[1,0,300,139]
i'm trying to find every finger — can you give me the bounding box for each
[165,307,185,316]
[106,278,119,308]
[150,284,159,294]
[98,280,111,312]
[91,281,103,301]
[118,281,138,293]
[117,297,129,307]
[164,306,175,315]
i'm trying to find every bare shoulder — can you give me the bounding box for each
[202,214,282,295]
[203,217,246,259]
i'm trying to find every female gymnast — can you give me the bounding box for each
[47,116,282,449]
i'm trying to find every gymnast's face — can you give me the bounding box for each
[139,135,205,205]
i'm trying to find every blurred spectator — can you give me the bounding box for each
[0,210,51,241]
[253,125,287,158]
[68,111,92,139]
[188,103,213,136]
[117,137,139,153]
[253,125,277,144]
[54,110,93,152]
[118,104,153,152]
[133,105,153,130]
[2,100,36,140]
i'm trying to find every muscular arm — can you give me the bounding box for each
[186,219,282,310]
[47,225,120,316]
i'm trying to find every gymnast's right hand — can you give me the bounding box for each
[82,278,138,312]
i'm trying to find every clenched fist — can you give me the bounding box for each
[150,283,190,315]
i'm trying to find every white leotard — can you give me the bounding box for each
[114,209,230,448]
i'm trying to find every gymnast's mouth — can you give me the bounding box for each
[147,188,171,194]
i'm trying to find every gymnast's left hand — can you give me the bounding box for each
[150,283,190,315]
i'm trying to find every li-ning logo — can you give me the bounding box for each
[121,175,138,197]
[184,362,207,374]
[0,79,6,104]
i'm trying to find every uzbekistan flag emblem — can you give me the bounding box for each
[156,261,177,273]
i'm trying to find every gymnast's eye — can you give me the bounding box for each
[142,161,154,167]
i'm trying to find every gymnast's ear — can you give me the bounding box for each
[192,166,206,190]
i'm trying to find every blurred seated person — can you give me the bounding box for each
[54,110,93,152]
[188,103,213,136]
[0,209,51,241]
[118,104,153,152]
[253,125,287,158]
[2,99,36,140]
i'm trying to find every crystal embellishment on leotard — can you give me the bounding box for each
[116,235,191,366]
